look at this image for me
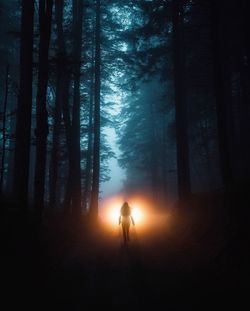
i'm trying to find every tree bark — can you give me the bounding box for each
[172,0,191,200]
[71,0,84,217]
[0,64,9,194]
[238,0,250,181]
[13,0,34,209]
[211,0,234,189]
[34,0,53,213]
[90,0,101,220]
[53,2,71,212]
[82,43,95,211]
[62,73,72,212]
[149,101,158,199]
[49,0,64,209]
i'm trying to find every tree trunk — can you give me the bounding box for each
[149,101,158,199]
[241,0,250,75]
[172,0,191,200]
[239,65,250,181]
[62,73,72,212]
[83,39,95,211]
[0,64,9,194]
[49,0,64,209]
[238,0,250,182]
[71,0,83,217]
[6,112,15,196]
[34,0,53,213]
[211,0,234,190]
[13,0,34,209]
[90,0,101,220]
[52,1,72,212]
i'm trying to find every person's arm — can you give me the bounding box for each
[119,215,121,225]
[131,216,135,226]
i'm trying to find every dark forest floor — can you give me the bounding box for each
[2,191,250,311]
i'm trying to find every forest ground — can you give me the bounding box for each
[2,191,250,311]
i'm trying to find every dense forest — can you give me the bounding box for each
[1,0,250,310]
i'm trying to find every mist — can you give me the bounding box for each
[1,0,250,310]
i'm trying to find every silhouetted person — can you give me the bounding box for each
[119,201,135,243]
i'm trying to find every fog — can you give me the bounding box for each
[100,127,125,198]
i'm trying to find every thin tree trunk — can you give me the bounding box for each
[149,101,158,199]
[49,0,64,208]
[49,75,61,209]
[13,0,34,209]
[0,64,9,194]
[160,115,168,204]
[6,112,15,195]
[238,0,250,181]
[34,0,53,213]
[172,0,191,200]
[52,1,72,212]
[62,73,72,212]
[241,0,250,76]
[211,0,234,190]
[83,42,95,211]
[90,0,101,220]
[71,0,83,217]
[239,67,250,181]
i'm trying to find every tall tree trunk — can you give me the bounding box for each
[90,0,101,220]
[211,0,250,257]
[82,42,95,211]
[6,112,15,196]
[241,0,250,75]
[238,0,250,182]
[239,67,250,181]
[172,0,191,200]
[71,0,83,217]
[211,0,234,190]
[149,101,158,199]
[52,1,72,212]
[13,0,34,209]
[160,115,168,205]
[34,0,53,213]
[62,73,72,212]
[0,64,9,194]
[49,0,64,208]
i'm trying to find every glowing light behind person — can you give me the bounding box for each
[131,206,143,223]
[100,195,149,229]
[99,194,171,243]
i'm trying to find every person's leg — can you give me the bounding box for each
[125,226,128,241]
[122,225,127,243]
[127,224,130,241]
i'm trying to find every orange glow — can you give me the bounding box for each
[99,194,153,230]
[131,206,143,223]
[107,204,121,225]
[98,194,171,246]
